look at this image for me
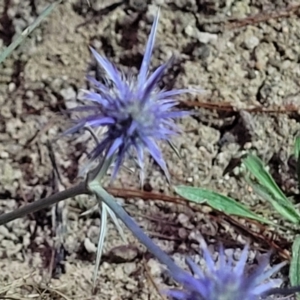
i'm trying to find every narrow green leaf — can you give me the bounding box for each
[242,154,300,224]
[290,235,300,300]
[243,155,291,206]
[174,185,277,226]
[0,0,62,64]
[248,180,300,224]
[295,136,300,190]
[295,136,300,159]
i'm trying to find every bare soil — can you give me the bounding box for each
[1,0,300,299]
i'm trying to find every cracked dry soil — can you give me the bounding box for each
[1,0,300,299]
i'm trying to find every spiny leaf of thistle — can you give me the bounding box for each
[167,238,286,300]
[66,10,200,182]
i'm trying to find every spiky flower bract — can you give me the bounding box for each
[167,239,285,300]
[66,11,195,181]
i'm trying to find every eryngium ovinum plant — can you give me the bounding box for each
[0,8,298,299]
[167,237,289,300]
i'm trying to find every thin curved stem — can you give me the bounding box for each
[0,181,88,225]
[0,172,186,281]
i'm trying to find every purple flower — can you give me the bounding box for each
[66,11,197,181]
[167,239,285,300]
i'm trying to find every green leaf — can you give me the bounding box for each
[174,185,277,226]
[295,136,300,190]
[248,180,300,224]
[0,0,62,64]
[243,154,300,224]
[290,235,300,300]
[295,136,300,160]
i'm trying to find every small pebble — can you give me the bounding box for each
[244,36,259,50]
[84,237,97,253]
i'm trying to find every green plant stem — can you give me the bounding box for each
[0,175,185,280]
[88,179,185,280]
[0,182,88,225]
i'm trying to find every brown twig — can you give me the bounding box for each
[105,187,291,260]
[221,214,291,260]
[106,187,186,204]
[226,3,300,30]
[182,100,300,114]
[143,258,168,300]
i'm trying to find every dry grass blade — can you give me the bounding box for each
[92,201,127,290]
[92,202,108,290]
[0,0,63,64]
[0,273,71,300]
[47,141,68,279]
[0,273,33,297]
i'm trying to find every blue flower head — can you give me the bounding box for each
[66,10,197,181]
[167,239,286,300]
